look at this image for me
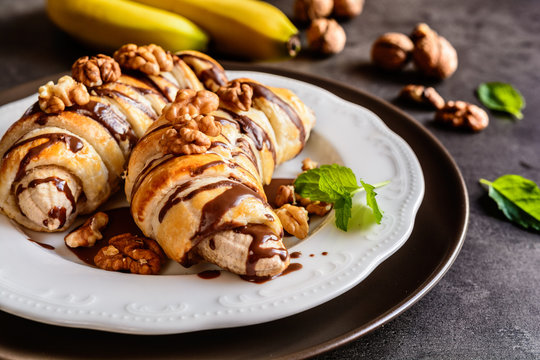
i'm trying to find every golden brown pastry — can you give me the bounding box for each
[0,45,225,232]
[125,81,315,278]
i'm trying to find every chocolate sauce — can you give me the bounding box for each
[44,206,67,228]
[233,137,258,168]
[243,81,306,145]
[190,160,226,176]
[67,207,143,266]
[197,270,221,279]
[290,251,302,259]
[139,123,173,143]
[6,133,84,182]
[241,262,302,283]
[71,100,138,149]
[177,54,228,89]
[27,238,55,250]
[219,109,276,161]
[263,178,295,208]
[322,251,328,256]
[93,88,157,120]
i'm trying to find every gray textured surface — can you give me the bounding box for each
[0,0,539,358]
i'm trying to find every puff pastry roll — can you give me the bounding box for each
[126,83,315,277]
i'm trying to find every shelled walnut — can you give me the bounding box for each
[275,204,309,239]
[65,212,109,248]
[435,100,489,131]
[399,84,445,110]
[72,54,121,87]
[38,76,90,113]
[275,185,296,207]
[164,89,220,121]
[94,233,166,275]
[114,43,173,76]
[216,80,253,112]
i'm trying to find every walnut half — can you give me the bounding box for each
[65,212,109,248]
[72,54,121,87]
[94,233,166,275]
[216,80,253,112]
[114,43,173,75]
[38,76,90,113]
[276,204,309,239]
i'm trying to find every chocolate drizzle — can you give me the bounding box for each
[93,88,157,120]
[218,109,276,162]
[6,133,84,182]
[243,81,306,145]
[177,54,228,90]
[70,100,138,150]
[235,224,288,277]
[44,206,67,228]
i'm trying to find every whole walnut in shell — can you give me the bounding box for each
[371,32,414,71]
[411,23,458,79]
[294,0,334,22]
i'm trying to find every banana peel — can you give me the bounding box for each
[132,0,301,60]
[47,0,208,52]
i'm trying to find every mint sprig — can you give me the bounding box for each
[294,164,386,231]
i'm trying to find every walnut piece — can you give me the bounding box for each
[164,89,220,121]
[333,0,364,18]
[276,204,309,239]
[94,233,166,275]
[294,0,334,22]
[371,32,414,71]
[399,84,445,110]
[113,43,173,76]
[307,18,347,55]
[38,76,90,113]
[65,212,109,248]
[216,80,253,112]
[301,157,319,171]
[411,23,458,79]
[435,100,489,131]
[160,126,211,155]
[275,185,296,207]
[72,54,121,87]
[306,201,333,216]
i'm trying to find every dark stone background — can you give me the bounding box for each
[0,0,538,358]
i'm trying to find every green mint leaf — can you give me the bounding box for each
[294,164,360,203]
[480,174,540,231]
[334,196,353,231]
[477,82,525,119]
[360,180,383,224]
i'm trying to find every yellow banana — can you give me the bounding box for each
[132,0,301,60]
[47,0,208,52]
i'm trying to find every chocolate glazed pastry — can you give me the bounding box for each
[125,82,315,278]
[0,45,228,232]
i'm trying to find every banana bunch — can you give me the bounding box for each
[47,0,300,60]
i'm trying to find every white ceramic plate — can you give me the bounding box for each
[0,71,424,335]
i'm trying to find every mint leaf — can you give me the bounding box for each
[334,196,352,231]
[361,180,383,224]
[477,82,525,119]
[294,164,385,231]
[479,175,540,231]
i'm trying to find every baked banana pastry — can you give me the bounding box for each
[125,81,315,277]
[0,44,227,232]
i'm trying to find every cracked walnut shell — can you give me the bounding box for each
[114,43,173,76]
[38,76,90,113]
[276,204,309,239]
[72,54,121,87]
[94,233,166,275]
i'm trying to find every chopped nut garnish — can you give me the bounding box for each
[411,23,458,79]
[113,43,173,76]
[71,54,121,87]
[275,185,296,207]
[38,76,90,113]
[301,158,319,171]
[65,212,109,248]
[371,32,414,71]
[94,233,166,275]
[164,89,220,121]
[399,84,445,110]
[275,204,309,239]
[306,201,333,216]
[435,100,489,131]
[216,80,253,112]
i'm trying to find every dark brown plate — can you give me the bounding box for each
[0,66,467,359]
